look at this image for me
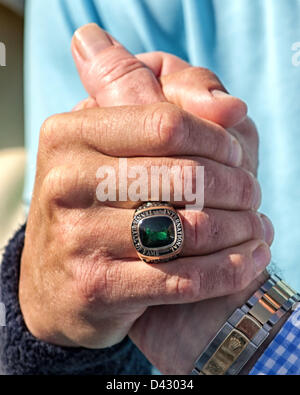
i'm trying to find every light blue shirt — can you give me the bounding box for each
[24,0,300,289]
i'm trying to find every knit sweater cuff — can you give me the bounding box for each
[0,225,151,375]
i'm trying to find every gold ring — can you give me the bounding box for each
[131,202,184,263]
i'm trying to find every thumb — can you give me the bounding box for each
[71,23,164,106]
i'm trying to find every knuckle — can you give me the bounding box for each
[146,103,187,153]
[240,171,256,208]
[76,263,105,306]
[240,117,259,141]
[196,66,217,78]
[247,118,259,142]
[165,271,201,302]
[77,265,102,305]
[208,214,223,245]
[39,114,63,150]
[227,253,251,292]
[204,165,218,195]
[91,56,144,85]
[186,210,225,251]
[248,211,265,239]
[75,259,119,307]
[207,130,226,160]
[188,211,201,248]
[184,210,206,249]
[42,166,66,199]
[41,165,75,207]
[187,67,221,86]
[41,165,93,211]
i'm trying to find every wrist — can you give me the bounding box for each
[191,271,300,375]
[174,273,269,374]
[239,305,291,374]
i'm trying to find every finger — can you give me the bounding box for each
[41,151,260,211]
[136,53,257,175]
[161,68,248,128]
[72,97,97,111]
[136,51,190,77]
[60,206,274,260]
[228,117,259,175]
[73,239,271,307]
[42,105,243,168]
[72,25,247,129]
[137,52,248,128]
[72,23,165,106]
[99,156,261,210]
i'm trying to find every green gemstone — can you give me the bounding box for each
[139,216,175,248]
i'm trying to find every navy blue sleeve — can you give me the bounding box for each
[0,225,151,375]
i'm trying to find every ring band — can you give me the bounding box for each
[131,202,184,263]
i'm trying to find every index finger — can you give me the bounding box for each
[45,104,242,167]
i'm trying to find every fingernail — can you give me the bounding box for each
[253,243,270,272]
[74,23,113,60]
[259,214,274,245]
[229,136,243,166]
[211,89,231,98]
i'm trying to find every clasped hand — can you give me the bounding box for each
[20,24,273,374]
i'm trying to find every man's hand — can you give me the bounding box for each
[20,25,272,362]
[73,32,258,176]
[130,271,270,374]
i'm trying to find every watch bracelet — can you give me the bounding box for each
[192,274,300,375]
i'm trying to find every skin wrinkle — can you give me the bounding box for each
[241,170,258,210]
[17,25,273,369]
[59,105,238,165]
[89,55,147,86]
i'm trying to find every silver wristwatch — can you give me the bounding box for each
[192,274,300,375]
